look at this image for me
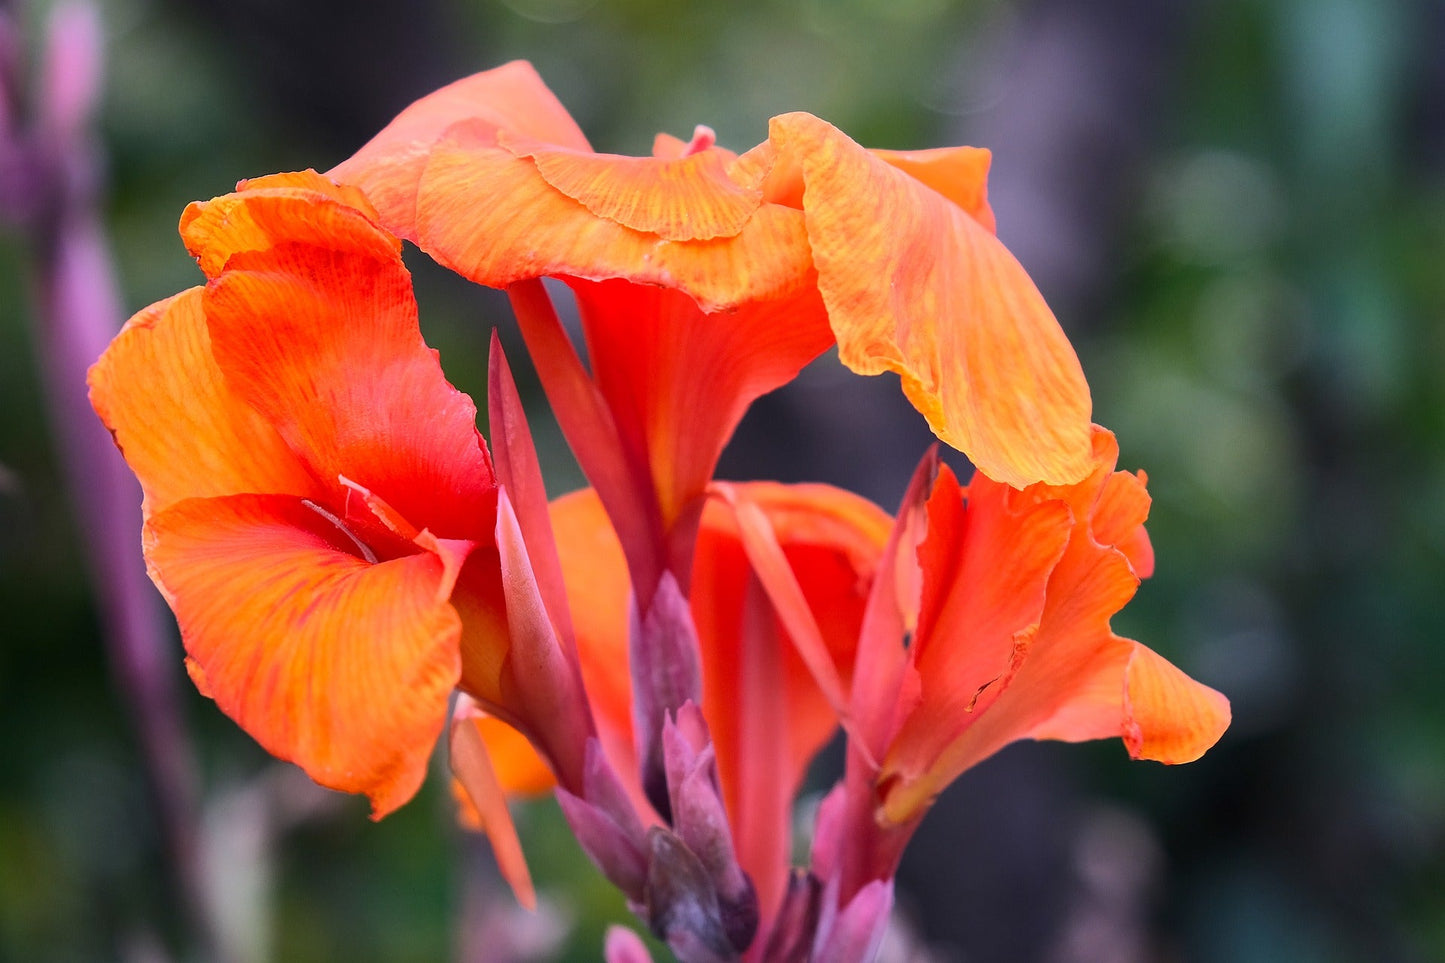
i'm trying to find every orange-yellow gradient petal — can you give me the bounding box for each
[767,112,1094,489]
[88,288,321,517]
[329,61,589,240]
[147,494,468,818]
[507,134,761,241]
[871,146,997,235]
[412,135,815,310]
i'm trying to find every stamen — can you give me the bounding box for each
[301,498,378,564]
[681,124,717,156]
[337,473,419,541]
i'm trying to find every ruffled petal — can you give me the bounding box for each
[876,466,1073,817]
[88,287,321,517]
[413,135,815,310]
[328,61,589,240]
[180,171,395,279]
[201,226,495,542]
[506,134,761,241]
[768,111,1094,488]
[146,493,468,818]
[878,429,1227,824]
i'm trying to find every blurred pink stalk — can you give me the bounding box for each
[1,2,211,954]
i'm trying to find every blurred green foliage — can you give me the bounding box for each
[2,0,1443,960]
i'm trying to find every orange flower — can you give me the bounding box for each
[878,429,1228,820]
[88,172,588,819]
[468,482,890,931]
[805,428,1230,897]
[329,61,1094,602]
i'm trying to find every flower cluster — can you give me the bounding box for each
[90,62,1229,962]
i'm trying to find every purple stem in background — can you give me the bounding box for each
[7,1,213,955]
[33,198,210,946]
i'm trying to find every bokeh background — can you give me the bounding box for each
[2,0,1443,960]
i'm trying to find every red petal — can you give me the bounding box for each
[572,278,832,535]
[146,493,468,818]
[202,230,495,543]
[693,484,890,921]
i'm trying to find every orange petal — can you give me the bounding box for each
[692,483,889,917]
[146,493,468,818]
[701,483,892,786]
[328,61,589,241]
[767,111,1094,488]
[202,232,496,544]
[180,171,396,279]
[878,432,1226,825]
[505,133,761,241]
[548,489,638,787]
[451,697,538,909]
[467,713,558,798]
[1120,645,1231,763]
[571,278,832,532]
[871,146,996,234]
[710,483,851,725]
[87,288,321,517]
[876,467,1073,820]
[413,136,816,310]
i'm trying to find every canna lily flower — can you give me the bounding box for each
[89,171,592,820]
[793,427,1232,900]
[328,61,1095,607]
[466,480,892,946]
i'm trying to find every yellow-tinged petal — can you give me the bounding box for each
[1120,645,1231,763]
[768,111,1094,488]
[871,146,996,234]
[505,133,761,241]
[413,135,815,310]
[328,61,589,241]
[147,493,468,818]
[88,288,322,517]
